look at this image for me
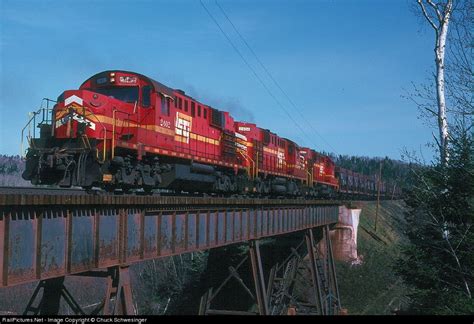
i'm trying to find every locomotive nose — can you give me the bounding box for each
[54,90,98,138]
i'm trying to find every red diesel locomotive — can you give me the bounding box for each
[21,70,388,197]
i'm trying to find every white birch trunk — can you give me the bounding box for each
[417,0,453,165]
[435,1,451,165]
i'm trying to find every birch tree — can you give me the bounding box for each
[396,1,473,314]
[416,0,453,166]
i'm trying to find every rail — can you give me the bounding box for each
[0,192,343,207]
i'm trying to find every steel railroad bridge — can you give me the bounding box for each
[0,189,347,316]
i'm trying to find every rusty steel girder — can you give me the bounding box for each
[0,193,340,288]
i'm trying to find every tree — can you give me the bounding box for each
[396,0,473,314]
[416,0,453,165]
[133,252,208,315]
[444,0,472,119]
[397,126,473,314]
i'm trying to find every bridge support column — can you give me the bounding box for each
[199,240,270,315]
[249,240,269,315]
[305,229,324,314]
[199,230,343,315]
[323,225,342,315]
[265,227,342,315]
[22,266,135,315]
[199,253,260,315]
[266,242,305,315]
[103,266,135,315]
[23,276,85,315]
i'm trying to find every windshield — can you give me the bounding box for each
[90,86,139,103]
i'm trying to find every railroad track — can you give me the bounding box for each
[0,186,87,196]
[0,186,343,207]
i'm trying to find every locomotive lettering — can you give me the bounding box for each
[119,76,137,84]
[175,112,191,144]
[160,119,171,129]
[54,112,96,130]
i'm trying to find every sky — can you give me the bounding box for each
[0,0,437,160]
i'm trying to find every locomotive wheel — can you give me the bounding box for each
[143,186,154,195]
[83,185,93,194]
[263,181,271,194]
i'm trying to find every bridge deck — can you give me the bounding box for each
[0,193,342,288]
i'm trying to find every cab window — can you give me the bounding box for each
[91,86,139,103]
[161,95,169,116]
[141,86,151,107]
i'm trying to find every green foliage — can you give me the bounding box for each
[396,127,474,314]
[336,201,410,315]
[0,155,30,186]
[331,154,412,190]
[337,245,407,314]
[0,155,23,174]
[133,252,208,315]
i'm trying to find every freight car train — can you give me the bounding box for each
[21,70,397,198]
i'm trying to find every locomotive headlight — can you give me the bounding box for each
[110,72,115,77]
[110,78,115,82]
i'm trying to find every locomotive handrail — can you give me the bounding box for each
[20,98,56,157]
[255,148,259,179]
[112,108,133,159]
[76,106,108,162]
[306,169,314,188]
[237,149,255,180]
[21,111,39,157]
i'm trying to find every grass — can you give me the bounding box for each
[336,200,410,315]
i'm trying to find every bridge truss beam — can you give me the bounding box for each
[22,265,135,315]
[199,226,342,316]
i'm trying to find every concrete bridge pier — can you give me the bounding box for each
[329,206,362,263]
